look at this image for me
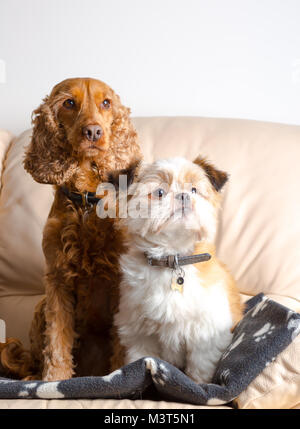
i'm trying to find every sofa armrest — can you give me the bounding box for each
[0,130,14,193]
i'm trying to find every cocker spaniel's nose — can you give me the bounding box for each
[82,125,103,142]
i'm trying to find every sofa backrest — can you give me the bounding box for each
[0,117,299,303]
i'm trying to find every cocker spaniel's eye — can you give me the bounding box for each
[191,187,197,194]
[101,99,111,110]
[152,188,166,199]
[63,99,76,109]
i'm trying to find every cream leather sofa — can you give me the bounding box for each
[0,117,299,409]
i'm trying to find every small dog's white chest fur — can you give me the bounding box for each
[115,250,233,383]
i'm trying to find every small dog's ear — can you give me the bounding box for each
[193,156,228,192]
[107,159,141,190]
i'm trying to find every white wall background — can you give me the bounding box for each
[1,0,300,135]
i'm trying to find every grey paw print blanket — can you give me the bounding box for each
[0,293,299,405]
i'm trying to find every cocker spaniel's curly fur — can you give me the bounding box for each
[0,78,141,381]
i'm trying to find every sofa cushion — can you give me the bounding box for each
[0,294,43,348]
[235,331,300,409]
[0,398,230,409]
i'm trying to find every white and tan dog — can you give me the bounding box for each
[109,156,243,384]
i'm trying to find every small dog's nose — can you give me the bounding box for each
[175,192,190,203]
[82,125,103,142]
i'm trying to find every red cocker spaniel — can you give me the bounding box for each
[0,77,141,381]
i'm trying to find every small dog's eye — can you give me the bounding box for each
[63,99,75,109]
[191,187,197,194]
[153,188,166,198]
[101,99,111,109]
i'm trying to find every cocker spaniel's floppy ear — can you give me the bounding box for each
[23,97,77,185]
[193,156,228,192]
[110,92,141,160]
[107,158,142,191]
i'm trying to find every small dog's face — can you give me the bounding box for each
[49,78,116,157]
[116,157,228,247]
